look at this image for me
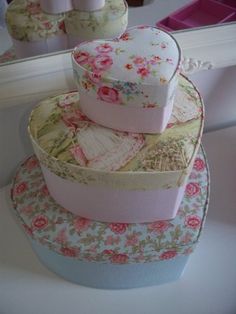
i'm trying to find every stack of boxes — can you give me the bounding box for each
[10,18,210,288]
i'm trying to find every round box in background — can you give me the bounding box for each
[11,147,209,289]
[6,0,67,58]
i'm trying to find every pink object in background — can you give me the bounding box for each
[157,0,236,31]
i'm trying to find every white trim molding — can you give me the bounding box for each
[0,23,236,109]
[181,57,213,75]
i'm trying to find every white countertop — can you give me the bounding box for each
[0,126,236,314]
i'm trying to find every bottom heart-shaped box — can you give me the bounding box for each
[11,146,209,288]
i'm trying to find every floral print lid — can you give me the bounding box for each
[64,0,128,38]
[28,75,203,190]
[11,146,209,264]
[6,0,66,41]
[72,25,180,84]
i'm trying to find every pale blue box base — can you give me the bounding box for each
[31,240,189,289]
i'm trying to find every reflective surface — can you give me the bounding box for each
[0,0,235,66]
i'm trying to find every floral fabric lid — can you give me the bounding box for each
[28,75,203,190]
[73,25,180,85]
[64,0,127,39]
[11,147,209,264]
[6,0,66,41]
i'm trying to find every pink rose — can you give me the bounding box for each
[133,56,145,65]
[41,185,49,196]
[59,21,66,33]
[110,253,128,264]
[160,250,177,260]
[105,235,120,246]
[54,228,68,244]
[74,50,90,65]
[32,214,48,230]
[92,54,113,71]
[61,112,82,130]
[193,158,205,172]
[86,71,102,84]
[95,43,113,53]
[137,67,150,78]
[43,21,52,30]
[148,221,171,234]
[103,249,115,255]
[109,223,128,234]
[143,103,156,108]
[97,86,119,103]
[180,232,193,244]
[189,172,198,180]
[70,145,87,166]
[25,158,39,171]
[185,182,201,197]
[120,32,131,41]
[185,215,202,230]
[15,182,28,195]
[125,233,139,247]
[20,205,34,215]
[74,108,90,121]
[60,247,78,257]
[23,224,33,237]
[166,58,173,64]
[26,2,41,14]
[166,123,175,128]
[74,217,91,232]
[150,55,162,64]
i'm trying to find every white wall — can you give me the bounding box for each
[190,65,236,132]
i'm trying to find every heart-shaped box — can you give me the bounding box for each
[28,75,204,223]
[11,146,209,288]
[72,25,181,134]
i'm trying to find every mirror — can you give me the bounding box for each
[1,0,236,66]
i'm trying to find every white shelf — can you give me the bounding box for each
[1,126,236,314]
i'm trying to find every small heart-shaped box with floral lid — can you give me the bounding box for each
[72,25,181,134]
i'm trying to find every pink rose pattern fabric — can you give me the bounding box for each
[73,26,180,108]
[11,147,209,264]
